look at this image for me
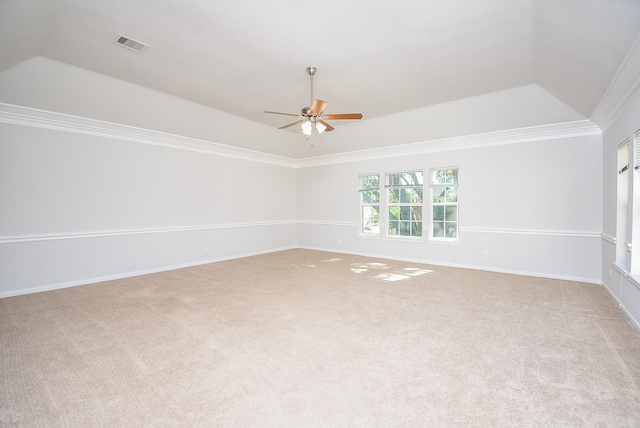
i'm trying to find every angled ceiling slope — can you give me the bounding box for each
[0,0,639,131]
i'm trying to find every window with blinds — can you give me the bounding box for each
[633,131,640,274]
[617,139,630,269]
[635,129,640,170]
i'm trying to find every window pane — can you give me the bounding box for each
[386,171,424,238]
[412,222,423,237]
[445,187,458,203]
[400,187,423,203]
[433,186,446,203]
[397,172,422,186]
[430,168,459,241]
[433,222,444,237]
[360,174,379,190]
[445,222,457,239]
[399,189,409,203]
[431,169,458,185]
[399,221,411,236]
[433,206,444,221]
[362,206,380,234]
[362,190,379,204]
[360,174,380,236]
[445,206,457,221]
[387,171,423,187]
[400,206,411,220]
[412,207,422,221]
[389,206,399,220]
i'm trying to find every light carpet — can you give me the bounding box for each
[1,249,639,427]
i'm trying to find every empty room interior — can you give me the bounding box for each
[2,0,640,426]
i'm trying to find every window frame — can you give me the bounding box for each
[358,173,381,236]
[617,139,631,271]
[631,131,640,275]
[384,170,424,239]
[429,167,459,242]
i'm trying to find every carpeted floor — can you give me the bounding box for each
[1,249,639,427]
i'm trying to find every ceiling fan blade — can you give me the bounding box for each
[264,110,300,117]
[322,113,363,120]
[278,119,305,129]
[309,99,328,116]
[319,120,335,132]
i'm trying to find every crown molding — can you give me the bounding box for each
[0,102,601,170]
[295,120,601,168]
[591,32,640,131]
[0,103,297,168]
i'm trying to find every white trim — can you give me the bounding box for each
[296,223,602,239]
[0,103,602,169]
[296,121,601,167]
[297,245,601,284]
[602,233,617,245]
[613,263,640,290]
[0,246,296,299]
[0,221,297,244]
[296,220,357,227]
[460,227,601,239]
[0,103,296,168]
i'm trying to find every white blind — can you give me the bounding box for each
[618,139,629,174]
[635,130,640,170]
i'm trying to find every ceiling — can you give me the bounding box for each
[1,0,640,132]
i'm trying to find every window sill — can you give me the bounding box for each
[612,262,640,290]
[357,233,383,239]
[356,234,461,245]
[427,238,460,245]
[383,235,425,242]
[629,273,640,290]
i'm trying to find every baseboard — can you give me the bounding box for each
[0,246,296,299]
[296,245,602,284]
[0,245,603,299]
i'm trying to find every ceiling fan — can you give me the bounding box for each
[264,66,363,135]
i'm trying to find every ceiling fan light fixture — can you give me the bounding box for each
[263,66,363,136]
[301,120,312,136]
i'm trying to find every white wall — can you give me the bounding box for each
[296,133,603,283]
[0,59,298,297]
[0,56,607,297]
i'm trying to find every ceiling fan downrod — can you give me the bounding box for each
[306,66,317,107]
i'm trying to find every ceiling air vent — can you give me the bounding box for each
[114,34,148,52]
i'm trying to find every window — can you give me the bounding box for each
[386,171,423,237]
[359,174,380,235]
[430,168,459,240]
[617,140,630,269]
[632,131,640,273]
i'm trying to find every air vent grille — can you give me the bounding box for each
[115,34,148,52]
